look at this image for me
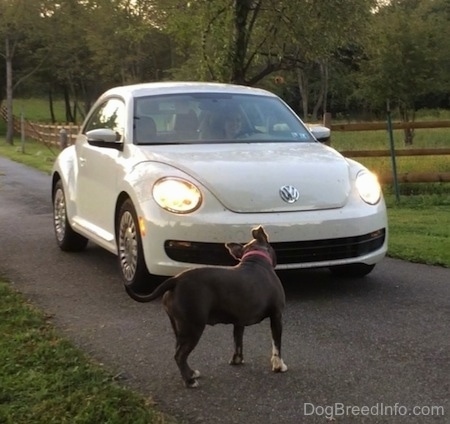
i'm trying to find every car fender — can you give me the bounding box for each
[345,157,376,178]
[52,145,80,222]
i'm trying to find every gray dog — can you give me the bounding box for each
[129,226,287,387]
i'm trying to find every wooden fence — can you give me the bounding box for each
[0,106,80,148]
[339,148,450,183]
[328,120,450,132]
[321,114,450,184]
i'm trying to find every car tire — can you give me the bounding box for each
[53,179,88,251]
[117,199,159,298]
[329,263,375,278]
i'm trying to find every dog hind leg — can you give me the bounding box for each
[163,292,179,338]
[270,313,288,372]
[174,324,205,388]
[229,325,245,365]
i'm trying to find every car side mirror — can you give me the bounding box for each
[309,126,331,143]
[86,128,123,150]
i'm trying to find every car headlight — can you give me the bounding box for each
[356,170,381,205]
[153,177,202,213]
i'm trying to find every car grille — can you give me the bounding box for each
[164,228,386,266]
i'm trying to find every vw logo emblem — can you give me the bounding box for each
[279,185,300,203]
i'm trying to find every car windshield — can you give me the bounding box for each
[133,93,315,145]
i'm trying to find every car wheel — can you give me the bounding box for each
[329,263,375,278]
[53,179,88,251]
[117,199,158,298]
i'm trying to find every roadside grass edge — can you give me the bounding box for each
[0,279,174,424]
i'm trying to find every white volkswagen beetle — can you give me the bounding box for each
[51,82,387,297]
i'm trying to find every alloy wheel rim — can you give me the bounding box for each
[119,211,138,282]
[54,188,66,242]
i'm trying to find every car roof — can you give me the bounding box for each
[102,81,277,99]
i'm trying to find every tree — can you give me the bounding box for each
[356,0,445,143]
[162,0,302,84]
[276,0,377,119]
[0,0,50,143]
[161,0,377,119]
[37,0,103,122]
[81,0,168,85]
[5,0,171,124]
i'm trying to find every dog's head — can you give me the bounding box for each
[225,225,277,267]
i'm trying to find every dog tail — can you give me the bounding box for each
[125,277,177,303]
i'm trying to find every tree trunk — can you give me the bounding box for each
[63,86,74,123]
[312,61,328,121]
[296,68,309,120]
[322,61,329,116]
[5,36,14,145]
[231,0,251,84]
[403,127,414,145]
[399,104,415,146]
[48,88,56,123]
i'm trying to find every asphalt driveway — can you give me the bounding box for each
[0,156,449,423]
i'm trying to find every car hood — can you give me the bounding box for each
[139,143,351,213]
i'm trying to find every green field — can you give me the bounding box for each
[331,127,450,178]
[12,98,68,123]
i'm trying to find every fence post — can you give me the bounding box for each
[20,112,25,153]
[59,128,68,150]
[386,100,400,202]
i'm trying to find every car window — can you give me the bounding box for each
[84,98,125,139]
[133,93,315,145]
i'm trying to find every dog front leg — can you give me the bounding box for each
[270,313,288,373]
[229,325,245,365]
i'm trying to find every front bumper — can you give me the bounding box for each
[137,198,388,276]
[165,228,386,266]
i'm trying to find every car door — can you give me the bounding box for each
[75,97,126,245]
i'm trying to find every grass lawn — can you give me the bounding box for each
[0,280,172,424]
[386,198,450,267]
[12,98,68,123]
[0,141,58,174]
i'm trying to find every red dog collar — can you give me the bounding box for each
[241,250,273,267]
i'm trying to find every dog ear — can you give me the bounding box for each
[269,246,277,268]
[252,225,269,243]
[225,242,244,260]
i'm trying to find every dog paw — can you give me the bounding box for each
[271,357,288,373]
[191,369,201,379]
[185,379,200,388]
[229,354,244,365]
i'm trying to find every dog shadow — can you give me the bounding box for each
[277,268,381,302]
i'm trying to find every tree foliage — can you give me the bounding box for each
[162,1,376,80]
[356,0,450,142]
[0,0,52,142]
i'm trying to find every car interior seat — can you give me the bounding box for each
[134,116,157,144]
[174,110,199,140]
